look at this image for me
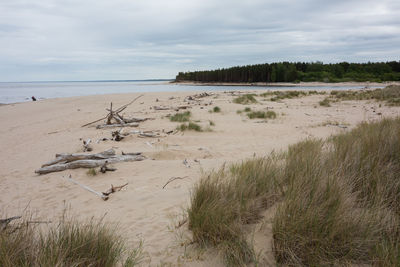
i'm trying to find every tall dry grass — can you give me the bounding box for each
[0,214,143,267]
[188,117,400,266]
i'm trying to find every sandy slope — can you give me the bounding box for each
[0,89,399,266]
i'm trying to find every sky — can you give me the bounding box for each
[0,0,399,81]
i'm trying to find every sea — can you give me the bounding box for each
[0,80,376,104]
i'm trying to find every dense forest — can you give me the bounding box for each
[175,61,400,83]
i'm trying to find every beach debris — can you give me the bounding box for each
[96,122,139,129]
[64,175,109,201]
[83,139,93,152]
[0,216,22,231]
[183,159,191,168]
[35,149,145,174]
[162,176,189,189]
[100,161,117,173]
[81,95,147,127]
[102,183,128,196]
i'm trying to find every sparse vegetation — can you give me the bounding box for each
[260,90,325,101]
[177,122,202,132]
[87,168,97,176]
[213,106,221,113]
[247,110,277,119]
[233,94,257,104]
[188,117,400,266]
[209,120,215,126]
[330,85,400,106]
[0,215,143,267]
[244,107,251,112]
[319,97,331,107]
[170,111,191,122]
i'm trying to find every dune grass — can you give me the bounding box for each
[233,94,257,104]
[170,111,191,122]
[247,110,277,119]
[0,215,143,267]
[213,106,221,113]
[177,122,203,132]
[319,97,331,107]
[260,90,325,101]
[330,85,400,106]
[188,117,400,266]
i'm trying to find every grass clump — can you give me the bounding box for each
[87,168,97,176]
[188,117,400,266]
[213,106,221,113]
[177,122,202,132]
[261,90,326,101]
[188,158,282,266]
[170,111,191,122]
[247,110,277,119]
[244,107,251,112]
[319,97,331,107]
[0,215,143,267]
[233,94,257,104]
[330,85,400,106]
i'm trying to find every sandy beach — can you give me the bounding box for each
[1,88,399,266]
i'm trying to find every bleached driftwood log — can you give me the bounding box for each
[36,149,145,174]
[41,149,116,167]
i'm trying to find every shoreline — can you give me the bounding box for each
[173,80,400,87]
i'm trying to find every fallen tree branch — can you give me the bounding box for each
[41,149,116,168]
[102,183,128,196]
[65,175,109,200]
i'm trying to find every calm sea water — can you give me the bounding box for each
[0,80,375,104]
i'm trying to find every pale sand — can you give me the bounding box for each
[1,89,399,266]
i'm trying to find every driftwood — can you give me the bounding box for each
[96,122,139,129]
[65,175,109,200]
[162,176,189,189]
[36,149,145,174]
[102,183,128,196]
[81,95,143,127]
[83,139,93,152]
[100,162,117,173]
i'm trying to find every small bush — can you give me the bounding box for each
[170,111,191,122]
[209,120,215,126]
[247,110,277,119]
[319,98,331,107]
[213,106,221,113]
[244,107,251,112]
[233,94,257,104]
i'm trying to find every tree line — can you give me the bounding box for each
[175,61,400,83]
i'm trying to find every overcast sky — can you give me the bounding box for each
[0,0,399,81]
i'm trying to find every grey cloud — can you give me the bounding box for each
[0,0,399,81]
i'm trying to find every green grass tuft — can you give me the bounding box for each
[247,110,277,119]
[177,122,203,132]
[87,168,97,176]
[170,111,191,122]
[319,97,331,107]
[233,94,257,104]
[213,106,221,113]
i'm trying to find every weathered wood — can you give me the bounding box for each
[36,154,145,174]
[83,139,92,152]
[102,183,128,196]
[100,162,117,173]
[42,149,116,168]
[96,122,139,129]
[65,175,109,201]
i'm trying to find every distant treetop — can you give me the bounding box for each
[176,61,400,83]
